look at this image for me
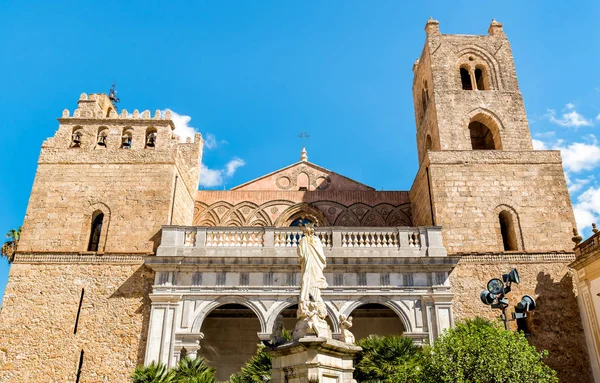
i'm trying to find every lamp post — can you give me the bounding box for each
[480,268,536,333]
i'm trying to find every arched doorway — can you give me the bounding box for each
[348,303,405,340]
[198,304,262,381]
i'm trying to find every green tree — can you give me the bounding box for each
[131,361,174,383]
[420,318,558,383]
[1,227,21,263]
[353,335,423,383]
[172,356,217,383]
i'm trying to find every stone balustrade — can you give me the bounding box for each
[576,228,600,258]
[156,226,447,257]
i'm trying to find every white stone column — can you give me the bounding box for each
[574,271,600,381]
[145,295,181,367]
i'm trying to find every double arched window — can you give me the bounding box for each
[459,60,491,91]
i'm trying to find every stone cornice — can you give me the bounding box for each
[427,150,563,165]
[457,252,575,264]
[13,253,145,264]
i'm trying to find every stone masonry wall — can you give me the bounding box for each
[0,261,153,382]
[19,163,177,254]
[426,150,575,253]
[452,256,593,383]
[409,160,434,227]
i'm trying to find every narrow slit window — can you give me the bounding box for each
[75,350,84,383]
[499,210,518,251]
[460,68,473,90]
[74,288,85,334]
[87,212,104,252]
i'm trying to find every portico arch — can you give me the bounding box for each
[192,299,265,381]
[341,297,412,337]
[190,296,267,333]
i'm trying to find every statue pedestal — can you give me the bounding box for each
[267,337,361,383]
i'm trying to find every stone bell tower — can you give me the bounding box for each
[0,93,203,382]
[409,18,574,254]
[408,20,593,382]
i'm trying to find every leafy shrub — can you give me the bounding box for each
[420,318,558,383]
[354,335,423,383]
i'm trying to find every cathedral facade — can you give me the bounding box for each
[0,19,594,382]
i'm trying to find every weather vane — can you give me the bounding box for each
[298,132,310,147]
[109,82,120,110]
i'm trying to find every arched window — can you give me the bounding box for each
[121,129,132,149]
[87,211,104,252]
[469,121,497,150]
[71,127,83,148]
[460,67,473,90]
[426,134,433,151]
[499,210,518,251]
[475,66,488,90]
[145,127,157,148]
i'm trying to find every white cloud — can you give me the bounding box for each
[532,139,547,150]
[204,133,218,149]
[162,110,198,142]
[573,186,600,233]
[547,104,593,128]
[596,113,600,121]
[534,131,556,138]
[554,136,600,173]
[568,175,595,194]
[199,163,223,188]
[225,157,246,177]
[199,158,246,188]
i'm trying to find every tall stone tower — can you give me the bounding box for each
[0,93,202,382]
[409,19,592,382]
[410,18,573,253]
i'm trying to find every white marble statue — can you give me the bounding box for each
[339,314,356,344]
[293,220,331,339]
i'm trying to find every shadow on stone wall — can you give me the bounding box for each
[109,265,155,366]
[530,271,593,383]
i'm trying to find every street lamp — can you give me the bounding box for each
[480,268,535,332]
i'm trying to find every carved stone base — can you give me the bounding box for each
[267,337,361,383]
[292,317,332,339]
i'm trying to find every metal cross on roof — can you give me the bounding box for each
[298,132,310,147]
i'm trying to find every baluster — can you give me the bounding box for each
[206,232,213,246]
[376,233,382,247]
[283,232,289,247]
[341,233,347,247]
[350,232,357,247]
[275,232,281,247]
[357,233,363,247]
[392,233,399,247]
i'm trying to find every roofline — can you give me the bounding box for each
[230,160,375,191]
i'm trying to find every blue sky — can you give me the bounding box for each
[1,1,599,300]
